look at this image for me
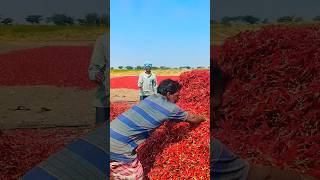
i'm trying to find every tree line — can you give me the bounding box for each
[212,15,320,25]
[111,66,208,70]
[0,13,108,26]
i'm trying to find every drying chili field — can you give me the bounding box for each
[0,46,95,88]
[0,45,210,179]
[111,76,179,89]
[111,70,210,179]
[0,46,97,179]
[212,25,320,178]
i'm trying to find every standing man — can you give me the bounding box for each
[110,79,206,179]
[137,61,157,101]
[88,33,110,125]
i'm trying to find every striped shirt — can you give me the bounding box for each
[110,94,188,163]
[23,126,109,180]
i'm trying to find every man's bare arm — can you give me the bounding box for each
[185,114,206,124]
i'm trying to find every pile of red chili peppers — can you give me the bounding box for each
[213,25,320,177]
[0,128,91,179]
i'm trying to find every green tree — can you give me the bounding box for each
[126,66,133,70]
[48,14,74,25]
[136,66,143,70]
[179,66,191,69]
[118,66,123,70]
[277,16,294,23]
[313,16,320,21]
[242,15,260,24]
[25,15,43,24]
[1,18,13,25]
[85,13,99,25]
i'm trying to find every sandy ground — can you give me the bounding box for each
[110,89,139,102]
[0,86,138,129]
[0,86,96,129]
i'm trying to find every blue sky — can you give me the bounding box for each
[110,0,210,68]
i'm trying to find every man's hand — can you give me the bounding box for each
[95,72,104,84]
[186,114,206,124]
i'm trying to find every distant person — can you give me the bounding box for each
[110,79,206,179]
[88,33,110,125]
[211,64,316,180]
[137,61,157,101]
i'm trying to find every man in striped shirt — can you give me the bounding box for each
[23,126,108,180]
[110,79,206,179]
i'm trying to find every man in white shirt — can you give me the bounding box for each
[137,61,157,100]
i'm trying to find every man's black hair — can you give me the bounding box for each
[157,79,181,96]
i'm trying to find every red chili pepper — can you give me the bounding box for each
[213,25,320,178]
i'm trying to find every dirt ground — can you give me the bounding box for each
[0,86,96,129]
[110,89,139,102]
[0,85,138,130]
